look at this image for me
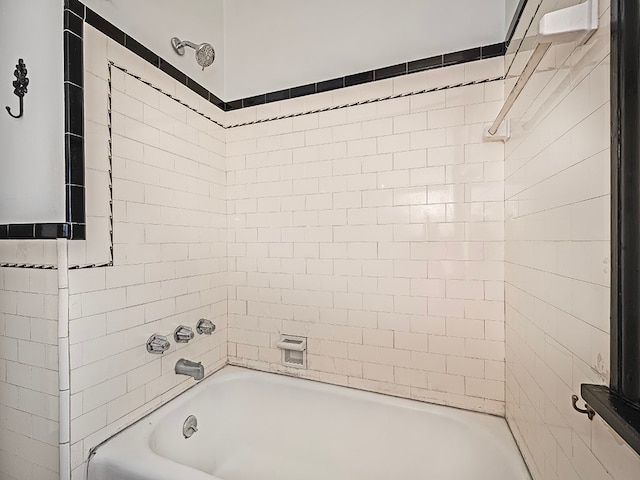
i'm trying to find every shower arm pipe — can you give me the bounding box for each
[176,40,200,50]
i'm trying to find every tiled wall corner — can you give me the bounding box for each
[66,27,228,479]
[504,1,640,479]
[226,61,507,415]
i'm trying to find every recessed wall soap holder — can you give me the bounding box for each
[276,335,307,369]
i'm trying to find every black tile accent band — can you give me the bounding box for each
[2,1,507,243]
[65,0,85,19]
[290,83,316,99]
[0,223,71,240]
[75,0,506,113]
[505,0,530,47]
[124,35,158,67]
[85,8,124,46]
[375,63,407,80]
[243,94,266,108]
[266,89,290,103]
[345,71,374,87]
[225,43,504,111]
[64,2,86,239]
[64,10,83,37]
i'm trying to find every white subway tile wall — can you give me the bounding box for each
[5,6,640,480]
[504,2,640,479]
[226,60,507,415]
[0,242,58,267]
[66,28,228,479]
[0,267,59,480]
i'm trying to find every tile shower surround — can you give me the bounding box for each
[0,268,60,480]
[36,20,510,478]
[504,0,640,479]
[0,4,511,478]
[65,27,228,479]
[4,0,505,242]
[2,3,639,480]
[226,69,507,414]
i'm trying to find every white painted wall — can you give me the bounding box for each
[223,0,506,100]
[81,0,225,97]
[0,0,66,224]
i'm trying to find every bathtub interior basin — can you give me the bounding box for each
[88,366,531,480]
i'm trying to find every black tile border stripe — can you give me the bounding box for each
[74,0,505,112]
[228,43,506,111]
[1,1,508,243]
[505,0,530,47]
[0,223,71,240]
[64,1,86,239]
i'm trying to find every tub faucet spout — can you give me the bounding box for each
[175,359,204,380]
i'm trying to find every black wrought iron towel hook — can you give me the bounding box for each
[6,59,29,119]
[572,394,596,420]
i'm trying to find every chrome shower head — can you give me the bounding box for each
[195,43,215,69]
[171,37,216,71]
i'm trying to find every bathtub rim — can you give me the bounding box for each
[88,364,532,480]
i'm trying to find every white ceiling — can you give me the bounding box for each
[82,0,507,101]
[82,0,226,96]
[224,0,506,99]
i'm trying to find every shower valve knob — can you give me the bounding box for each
[196,318,216,335]
[174,325,195,343]
[146,334,170,354]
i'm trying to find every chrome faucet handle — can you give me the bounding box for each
[146,334,170,354]
[196,318,216,335]
[174,325,195,343]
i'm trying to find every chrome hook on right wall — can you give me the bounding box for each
[572,394,596,420]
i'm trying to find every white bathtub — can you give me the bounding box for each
[88,366,531,480]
